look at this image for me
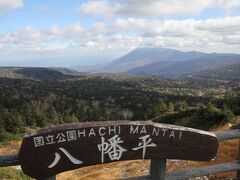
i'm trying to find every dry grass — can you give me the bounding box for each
[0,140,21,154]
[167,139,239,179]
[58,160,150,180]
[168,122,239,179]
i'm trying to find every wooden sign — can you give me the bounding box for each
[18,121,219,179]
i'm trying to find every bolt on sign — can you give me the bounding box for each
[18,121,219,179]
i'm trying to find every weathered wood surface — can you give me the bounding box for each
[150,159,166,180]
[0,154,19,167]
[215,129,240,141]
[41,176,56,180]
[18,121,218,179]
[125,161,240,180]
[237,139,240,179]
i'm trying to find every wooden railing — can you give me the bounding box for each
[1,129,240,180]
[128,129,240,180]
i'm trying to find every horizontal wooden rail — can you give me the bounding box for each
[215,129,240,141]
[125,161,240,180]
[0,154,19,167]
[0,129,240,179]
[168,160,240,180]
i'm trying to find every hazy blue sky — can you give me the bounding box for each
[0,0,240,67]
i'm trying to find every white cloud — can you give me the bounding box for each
[199,16,240,33]
[0,0,23,12]
[0,26,43,44]
[215,0,240,9]
[1,16,240,62]
[116,0,213,16]
[1,0,240,66]
[77,0,116,17]
[77,0,240,17]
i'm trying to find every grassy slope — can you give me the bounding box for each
[0,167,32,180]
[0,141,32,180]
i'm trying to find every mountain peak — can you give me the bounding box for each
[73,47,240,79]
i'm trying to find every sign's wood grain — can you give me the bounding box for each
[18,121,218,179]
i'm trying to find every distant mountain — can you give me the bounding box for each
[74,47,206,73]
[74,47,240,79]
[0,67,85,80]
[127,53,240,78]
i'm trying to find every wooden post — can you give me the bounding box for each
[150,159,166,180]
[41,176,56,180]
[237,139,240,179]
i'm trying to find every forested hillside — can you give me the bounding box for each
[0,67,239,143]
[184,63,240,81]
